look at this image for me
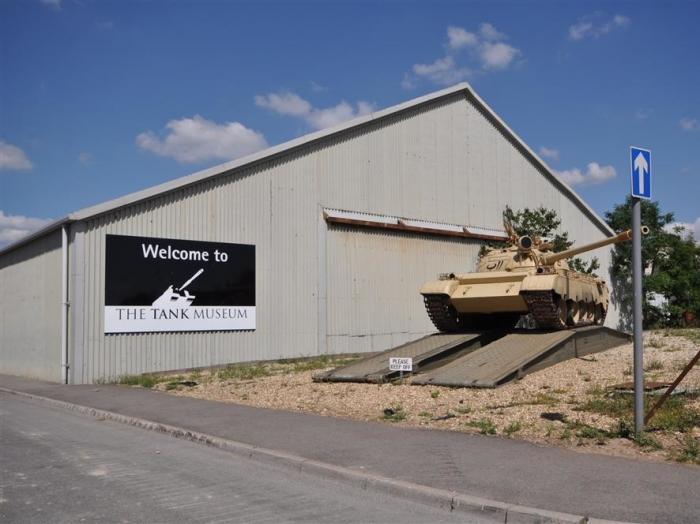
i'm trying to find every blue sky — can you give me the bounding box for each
[1,0,698,246]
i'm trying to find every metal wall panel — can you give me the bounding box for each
[0,229,62,381]
[72,155,320,384]
[325,226,482,354]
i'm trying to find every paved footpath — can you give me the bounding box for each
[2,374,698,523]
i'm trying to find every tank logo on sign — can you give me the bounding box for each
[104,234,255,333]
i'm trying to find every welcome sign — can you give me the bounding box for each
[104,234,255,333]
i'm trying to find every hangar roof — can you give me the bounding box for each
[0,83,614,256]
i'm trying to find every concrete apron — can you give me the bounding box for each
[0,385,629,524]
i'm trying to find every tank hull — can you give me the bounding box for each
[420,270,609,330]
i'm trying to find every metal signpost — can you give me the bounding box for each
[630,146,652,434]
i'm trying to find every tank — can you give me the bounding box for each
[420,223,649,331]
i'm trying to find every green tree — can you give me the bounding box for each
[500,206,600,274]
[604,196,700,328]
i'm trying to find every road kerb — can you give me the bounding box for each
[0,386,627,524]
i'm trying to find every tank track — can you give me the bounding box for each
[423,294,461,332]
[521,291,567,330]
[522,291,597,330]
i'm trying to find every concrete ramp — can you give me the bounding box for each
[411,326,629,388]
[314,333,486,384]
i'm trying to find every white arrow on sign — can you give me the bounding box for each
[634,152,649,195]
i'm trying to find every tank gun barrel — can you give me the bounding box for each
[540,227,649,265]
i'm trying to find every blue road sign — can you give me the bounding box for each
[630,147,651,199]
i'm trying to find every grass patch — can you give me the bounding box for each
[664,328,700,345]
[289,355,360,373]
[490,392,559,410]
[455,405,472,414]
[644,359,664,372]
[218,363,272,381]
[575,392,700,433]
[676,434,700,464]
[118,374,161,388]
[418,411,432,418]
[663,346,683,353]
[646,339,664,349]
[430,390,440,399]
[465,418,497,435]
[383,405,407,422]
[503,421,522,437]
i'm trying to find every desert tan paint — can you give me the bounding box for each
[420,228,647,329]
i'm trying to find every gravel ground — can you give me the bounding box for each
[156,329,700,464]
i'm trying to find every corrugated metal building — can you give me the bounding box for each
[0,83,617,384]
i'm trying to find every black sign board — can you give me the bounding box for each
[104,234,255,333]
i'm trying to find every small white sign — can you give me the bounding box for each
[389,357,413,372]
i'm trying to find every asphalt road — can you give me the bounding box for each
[0,392,471,524]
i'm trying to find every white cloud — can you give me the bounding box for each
[255,92,375,131]
[480,41,520,70]
[0,141,33,171]
[404,23,521,88]
[665,218,700,242]
[556,162,616,186]
[569,14,630,41]
[0,210,53,247]
[78,152,91,166]
[401,73,415,90]
[479,23,506,41]
[39,0,61,9]
[412,56,471,85]
[447,26,478,50]
[613,15,630,26]
[309,81,326,93]
[254,92,311,117]
[539,146,559,161]
[680,117,698,131]
[136,115,268,164]
[635,108,652,120]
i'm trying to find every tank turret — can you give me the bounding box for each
[420,224,648,331]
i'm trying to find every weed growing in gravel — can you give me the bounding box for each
[465,418,497,435]
[455,405,472,414]
[430,390,440,399]
[676,434,700,464]
[646,339,664,349]
[218,363,272,381]
[418,411,432,418]
[118,374,161,388]
[567,421,608,445]
[664,328,700,345]
[383,405,407,422]
[644,359,664,371]
[663,346,682,353]
[634,433,663,450]
[503,421,522,437]
[489,392,558,410]
[576,392,700,433]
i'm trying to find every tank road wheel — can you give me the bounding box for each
[423,294,463,332]
[565,300,578,326]
[521,291,568,330]
[556,297,569,328]
[594,304,607,325]
[574,301,589,326]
